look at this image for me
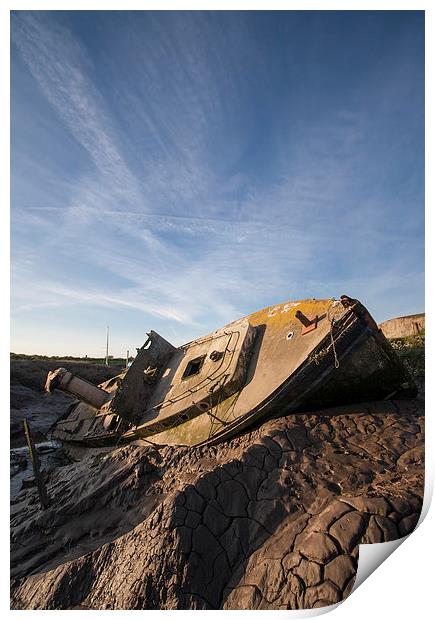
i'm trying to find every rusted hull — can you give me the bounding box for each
[51,296,416,450]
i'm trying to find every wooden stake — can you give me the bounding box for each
[23,419,49,509]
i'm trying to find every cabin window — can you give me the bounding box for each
[182,355,205,379]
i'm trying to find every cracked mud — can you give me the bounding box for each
[10,397,424,610]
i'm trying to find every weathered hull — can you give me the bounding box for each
[51,296,416,450]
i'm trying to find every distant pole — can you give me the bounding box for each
[105,325,109,366]
[126,349,129,370]
[23,419,49,510]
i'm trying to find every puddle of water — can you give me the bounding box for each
[10,440,62,500]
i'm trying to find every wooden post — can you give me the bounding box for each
[23,419,49,509]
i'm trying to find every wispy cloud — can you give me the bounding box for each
[11,11,424,355]
[13,14,138,185]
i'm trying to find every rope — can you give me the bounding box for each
[330,318,340,369]
[327,303,340,369]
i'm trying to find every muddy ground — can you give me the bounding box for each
[10,359,123,447]
[10,354,424,610]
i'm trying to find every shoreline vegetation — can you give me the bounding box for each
[10,352,127,365]
[389,332,425,379]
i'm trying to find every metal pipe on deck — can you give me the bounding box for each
[44,368,111,409]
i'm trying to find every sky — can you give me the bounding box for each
[10,10,424,357]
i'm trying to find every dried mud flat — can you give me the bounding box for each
[10,395,424,610]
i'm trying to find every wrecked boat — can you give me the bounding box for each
[45,295,416,451]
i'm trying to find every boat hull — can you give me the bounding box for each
[51,296,416,450]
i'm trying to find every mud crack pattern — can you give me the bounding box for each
[10,398,424,610]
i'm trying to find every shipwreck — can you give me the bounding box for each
[45,295,416,451]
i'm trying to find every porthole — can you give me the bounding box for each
[182,355,205,379]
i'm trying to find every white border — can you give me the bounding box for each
[2,3,432,618]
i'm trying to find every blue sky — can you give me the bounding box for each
[11,10,424,357]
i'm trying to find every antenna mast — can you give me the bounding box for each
[105,325,109,366]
